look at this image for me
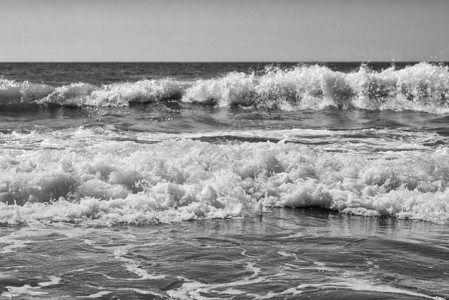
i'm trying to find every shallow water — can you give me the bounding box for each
[1,209,448,299]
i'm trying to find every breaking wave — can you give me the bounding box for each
[0,79,187,107]
[1,62,449,112]
[183,62,449,112]
[1,128,448,226]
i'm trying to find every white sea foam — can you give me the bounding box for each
[0,79,55,104]
[40,83,98,106]
[1,63,448,112]
[0,128,448,225]
[183,63,449,112]
[36,79,187,107]
[0,276,62,298]
[84,79,186,106]
[183,72,257,106]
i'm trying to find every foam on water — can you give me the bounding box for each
[168,268,445,300]
[184,63,449,112]
[1,128,448,226]
[40,83,99,107]
[1,275,61,298]
[1,63,449,112]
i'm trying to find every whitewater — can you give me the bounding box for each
[1,62,448,113]
[0,62,448,299]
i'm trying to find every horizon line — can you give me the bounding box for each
[0,60,447,64]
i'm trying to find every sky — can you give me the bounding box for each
[0,0,448,62]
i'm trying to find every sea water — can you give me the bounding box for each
[0,62,448,299]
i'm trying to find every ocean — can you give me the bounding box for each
[0,62,448,299]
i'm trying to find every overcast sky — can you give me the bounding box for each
[0,0,448,62]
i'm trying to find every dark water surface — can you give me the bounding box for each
[0,62,420,85]
[1,209,448,299]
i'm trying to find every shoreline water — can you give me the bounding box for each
[1,208,448,299]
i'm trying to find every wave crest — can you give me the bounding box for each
[1,62,449,112]
[184,63,449,112]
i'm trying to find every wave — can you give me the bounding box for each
[183,62,449,112]
[0,79,187,107]
[0,128,448,225]
[1,62,449,113]
[0,79,54,104]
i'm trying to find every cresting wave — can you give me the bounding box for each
[1,62,449,112]
[1,128,448,225]
[0,79,187,107]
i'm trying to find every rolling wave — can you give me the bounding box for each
[1,62,449,113]
[0,128,448,225]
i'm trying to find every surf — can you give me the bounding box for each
[1,127,448,226]
[1,62,448,113]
